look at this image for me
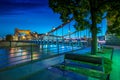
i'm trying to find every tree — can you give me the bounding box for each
[106,0,120,36]
[49,0,118,54]
[6,34,13,41]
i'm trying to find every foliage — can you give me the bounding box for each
[106,0,120,35]
[6,34,13,41]
[49,0,120,54]
[103,58,112,74]
[49,0,105,25]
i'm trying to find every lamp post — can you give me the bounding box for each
[62,25,64,45]
[52,27,55,42]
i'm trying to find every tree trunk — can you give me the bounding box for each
[90,0,97,55]
[91,27,97,55]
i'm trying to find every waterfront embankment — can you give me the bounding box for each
[0,41,36,47]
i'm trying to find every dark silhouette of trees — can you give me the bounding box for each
[106,0,120,36]
[6,34,13,41]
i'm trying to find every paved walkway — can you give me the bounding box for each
[0,54,64,80]
[110,46,120,80]
[97,45,120,80]
[0,46,119,80]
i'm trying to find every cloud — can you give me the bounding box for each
[0,0,49,15]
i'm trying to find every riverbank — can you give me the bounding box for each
[0,41,37,48]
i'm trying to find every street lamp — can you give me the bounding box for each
[46,33,48,35]
[53,27,55,30]
[68,30,71,39]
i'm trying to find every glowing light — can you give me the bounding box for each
[50,45,53,47]
[22,51,27,55]
[39,45,42,48]
[17,48,22,52]
[10,53,15,57]
[53,27,56,30]
[32,53,39,60]
[10,48,15,54]
[46,33,48,35]
[67,20,70,22]
[22,36,26,39]
[16,52,22,56]
[22,55,27,59]
[98,40,106,44]
[45,45,48,48]
[62,46,65,49]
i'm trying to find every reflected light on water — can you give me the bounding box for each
[16,52,22,56]
[22,51,28,59]
[62,46,65,49]
[39,45,42,49]
[9,48,15,54]
[10,53,15,57]
[45,45,48,48]
[18,49,22,52]
[50,45,53,47]
[32,53,39,60]
[22,55,27,59]
[22,51,27,55]
[15,48,23,56]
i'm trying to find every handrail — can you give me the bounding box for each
[0,40,84,70]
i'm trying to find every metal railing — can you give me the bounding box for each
[0,40,86,70]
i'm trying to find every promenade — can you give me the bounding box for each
[0,45,119,80]
[23,46,120,80]
[109,46,120,80]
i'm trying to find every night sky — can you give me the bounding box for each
[0,0,107,38]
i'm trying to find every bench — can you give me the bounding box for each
[65,54,103,65]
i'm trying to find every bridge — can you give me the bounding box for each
[0,18,92,70]
[0,19,109,80]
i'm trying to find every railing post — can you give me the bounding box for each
[57,38,59,54]
[41,39,44,53]
[111,48,114,60]
[9,41,11,47]
[106,74,110,80]
[31,43,33,61]
[72,42,73,52]
[47,39,49,54]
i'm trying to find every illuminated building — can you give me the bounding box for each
[12,28,40,40]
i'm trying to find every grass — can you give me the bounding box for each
[103,58,112,74]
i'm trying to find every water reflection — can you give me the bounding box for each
[0,44,78,69]
[10,53,15,57]
[9,48,15,54]
[39,45,43,49]
[32,53,39,60]
[45,45,48,48]
[22,51,28,59]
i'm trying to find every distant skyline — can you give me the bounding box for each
[0,0,107,38]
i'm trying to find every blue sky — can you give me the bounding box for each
[0,0,63,37]
[0,0,107,38]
